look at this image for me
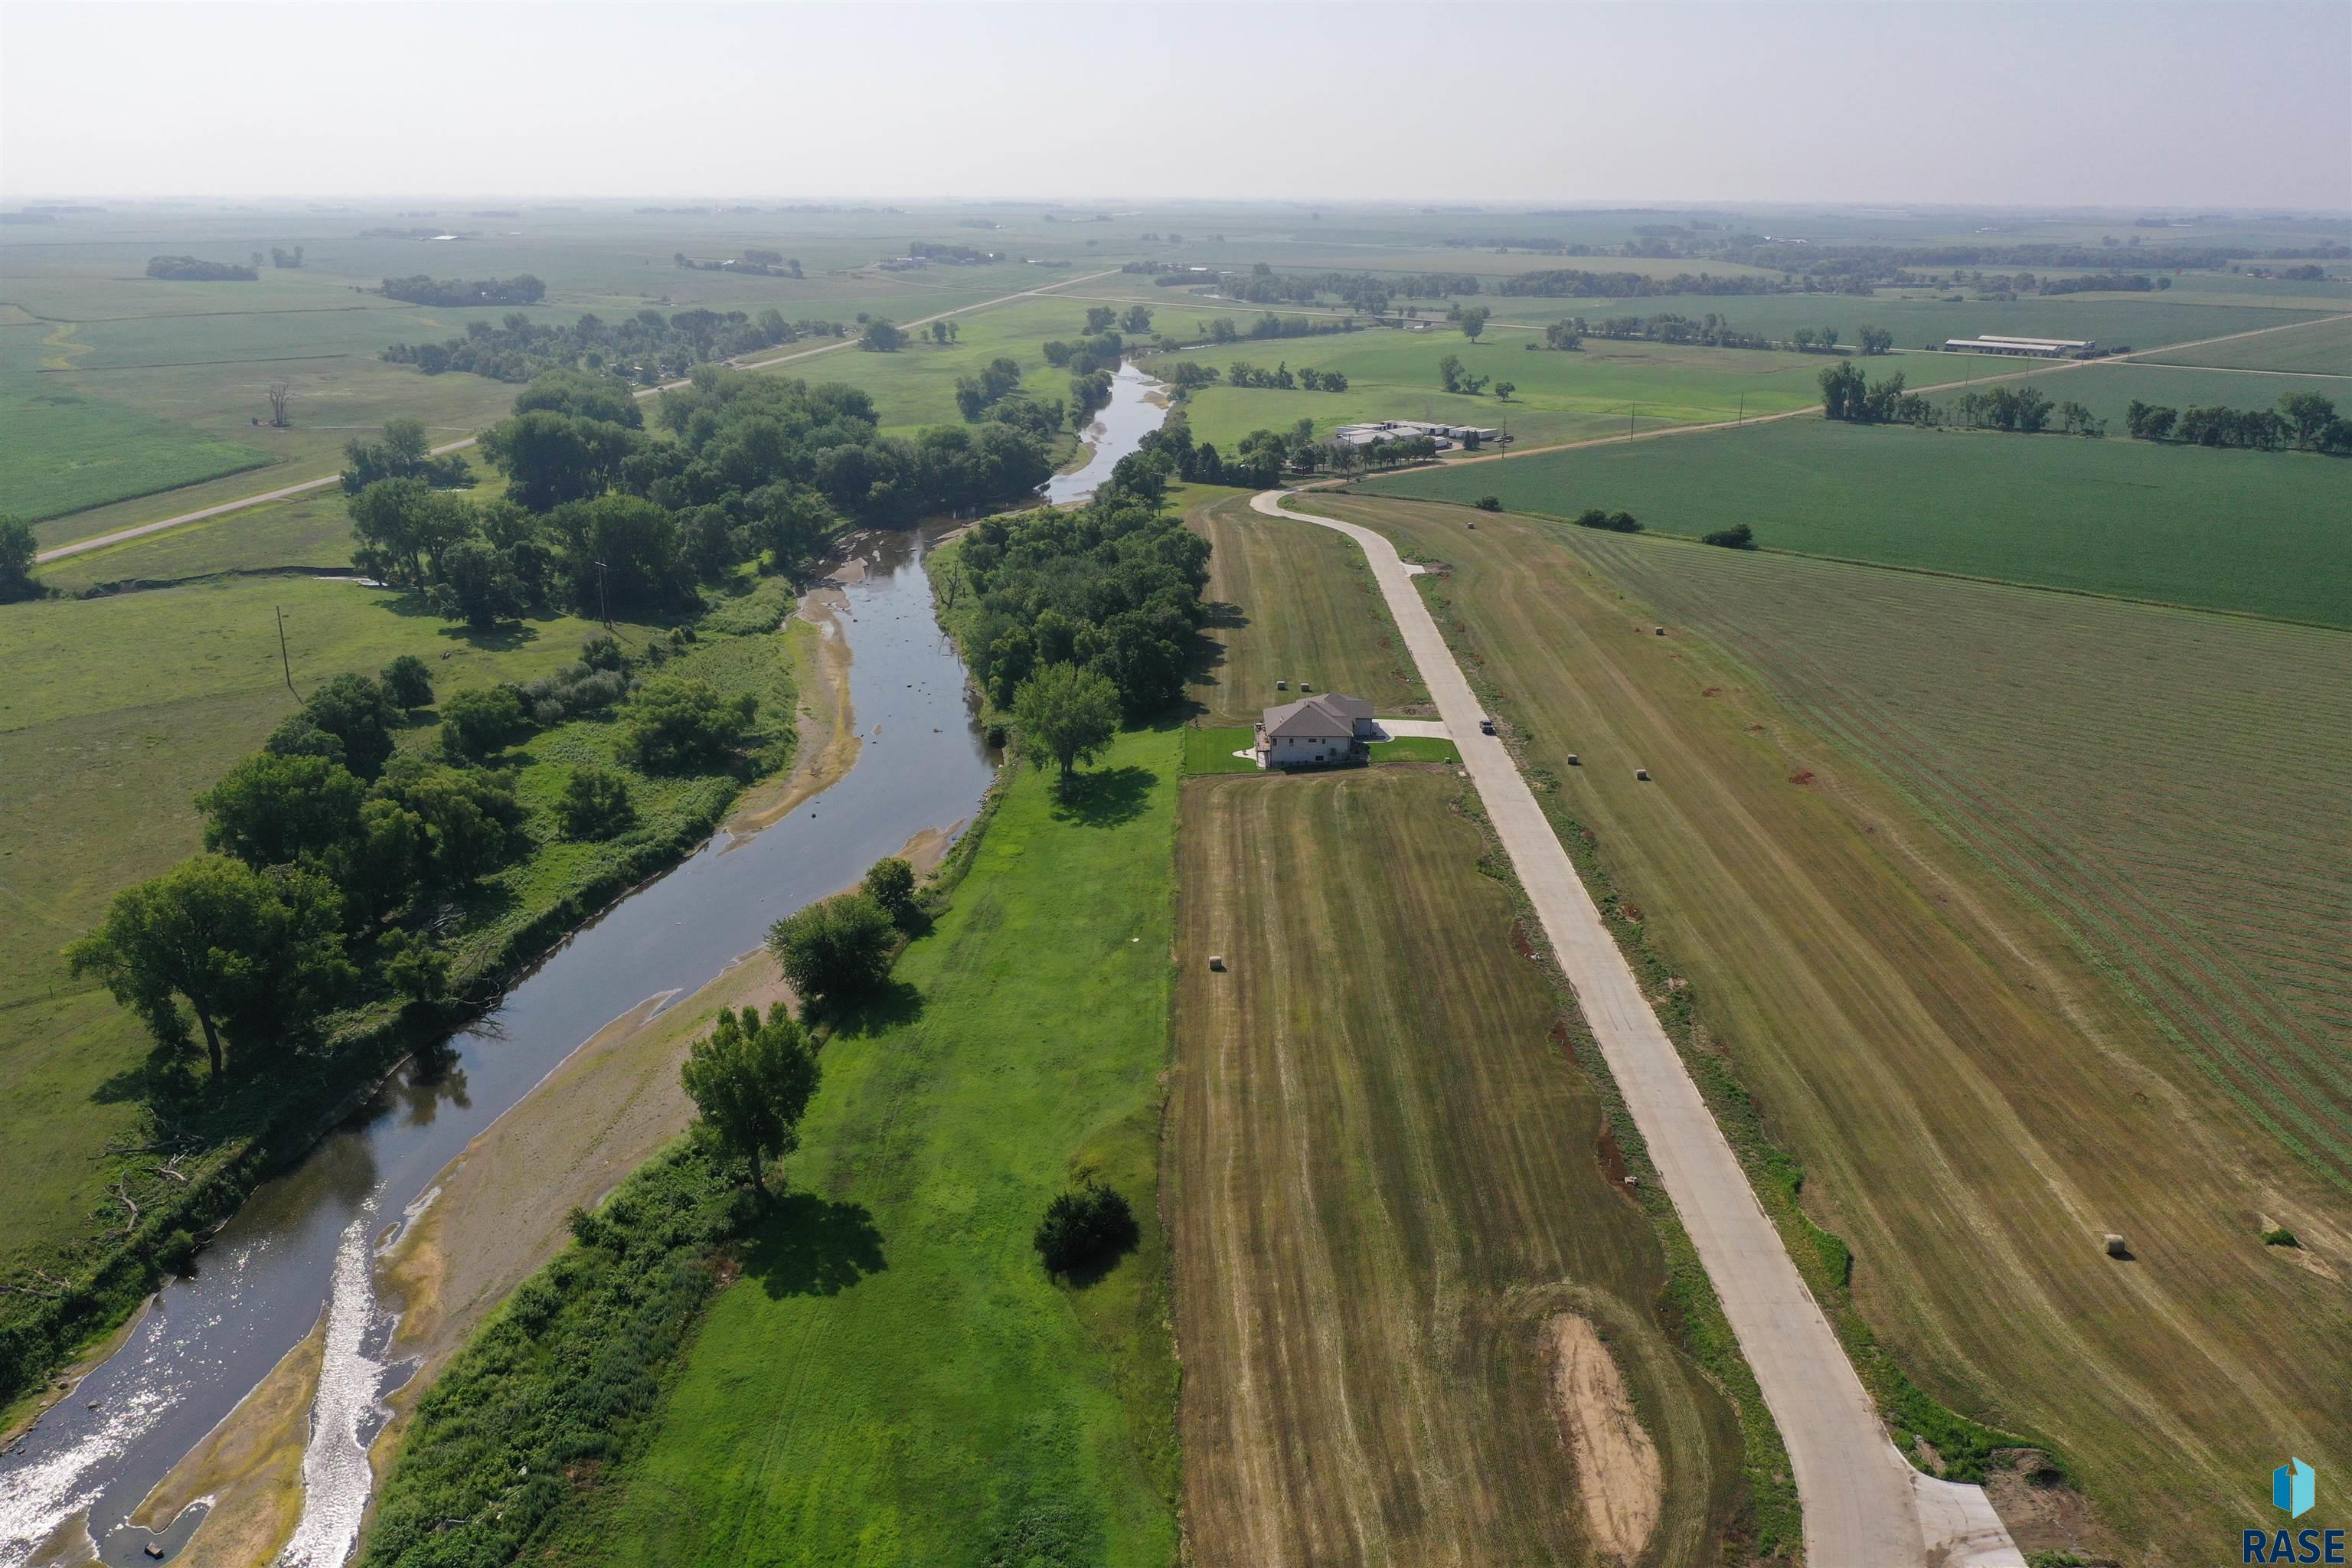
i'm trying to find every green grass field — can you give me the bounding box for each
[0,574,701,1282]
[1312,495,2352,1564]
[1169,769,1746,1565]
[557,730,1182,1566]
[35,485,370,591]
[0,377,273,521]
[1186,492,1429,721]
[2137,312,2352,373]
[1358,416,2352,626]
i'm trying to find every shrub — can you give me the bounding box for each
[766,891,897,1010]
[560,766,636,840]
[1034,1181,1139,1279]
[863,857,919,926]
[1702,522,1757,550]
[380,654,435,710]
[440,685,531,758]
[521,662,631,725]
[2262,1227,2300,1248]
[158,1229,200,1278]
[620,677,757,773]
[1473,495,1501,512]
[1573,508,1642,534]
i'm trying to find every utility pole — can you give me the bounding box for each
[276,606,297,700]
[594,560,611,629]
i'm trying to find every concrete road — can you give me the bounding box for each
[35,270,1120,566]
[1250,489,2023,1568]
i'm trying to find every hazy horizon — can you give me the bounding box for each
[5,1,2347,211]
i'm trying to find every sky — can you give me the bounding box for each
[4,1,2346,211]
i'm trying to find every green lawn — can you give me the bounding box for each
[557,730,1182,1567]
[1360,416,2352,626]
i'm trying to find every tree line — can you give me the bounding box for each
[1496,269,1786,298]
[2127,393,2350,453]
[380,273,547,307]
[1219,361,1349,391]
[673,252,804,277]
[146,255,257,281]
[384,305,846,385]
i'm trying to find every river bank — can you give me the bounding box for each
[2,529,997,1568]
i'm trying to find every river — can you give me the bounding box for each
[1041,361,1169,505]
[0,527,997,1566]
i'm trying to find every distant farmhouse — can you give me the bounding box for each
[1331,418,1501,452]
[1943,335,2097,358]
[1256,692,1378,768]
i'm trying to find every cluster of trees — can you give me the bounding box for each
[766,855,921,1015]
[2040,273,2154,295]
[1944,387,2079,435]
[1573,508,1643,533]
[1496,270,1784,297]
[955,357,1034,420]
[858,318,907,351]
[1564,313,1776,350]
[673,252,804,277]
[1121,410,1290,489]
[384,305,844,385]
[1220,361,1349,392]
[1043,331,1125,375]
[1788,325,1843,352]
[340,416,475,494]
[1161,264,1478,315]
[270,246,305,269]
[951,467,1210,720]
[2126,393,2350,453]
[1187,312,1358,345]
[1818,363,1932,425]
[2,514,44,603]
[146,255,256,281]
[1436,354,1499,397]
[380,273,547,307]
[907,241,995,264]
[1080,305,1153,335]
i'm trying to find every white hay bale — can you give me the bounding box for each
[1634,767,1651,782]
[1207,955,1227,972]
[2104,1233,2128,1257]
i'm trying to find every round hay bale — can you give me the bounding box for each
[2103,1233,2129,1258]
[1207,955,1227,972]
[1634,767,1651,782]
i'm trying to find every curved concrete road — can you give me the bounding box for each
[1250,489,2024,1568]
[36,270,1120,566]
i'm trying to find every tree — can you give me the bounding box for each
[478,410,645,511]
[1544,320,1583,351]
[1012,663,1120,786]
[1084,306,1118,334]
[1859,325,1894,356]
[0,513,42,603]
[374,759,526,886]
[767,891,897,1010]
[863,857,918,926]
[620,677,757,772]
[348,477,475,586]
[1436,354,1465,394]
[1474,496,1502,512]
[559,765,636,839]
[1455,305,1490,342]
[1702,523,1756,549]
[681,1004,820,1204]
[430,537,527,628]
[858,317,907,352]
[1493,381,1516,403]
[440,685,531,758]
[1818,361,1865,420]
[2280,391,2339,451]
[1034,1181,1139,1278]
[67,856,354,1077]
[381,655,435,711]
[296,671,400,779]
[1122,305,1152,334]
[265,380,294,428]
[198,753,366,871]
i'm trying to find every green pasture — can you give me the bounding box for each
[0,375,273,521]
[37,487,374,591]
[557,729,1183,1567]
[1359,416,2352,626]
[2138,313,2352,373]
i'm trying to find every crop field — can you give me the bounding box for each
[1307,495,2352,1563]
[0,576,678,1276]
[1358,415,2352,626]
[2139,312,2352,373]
[1950,358,2352,429]
[1168,767,1746,1566]
[1186,492,1428,721]
[0,374,274,521]
[559,729,1183,1567]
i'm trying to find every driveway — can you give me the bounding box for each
[1250,489,2022,1568]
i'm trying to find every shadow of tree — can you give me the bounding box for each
[819,978,925,1040]
[1049,765,1155,829]
[743,1191,887,1299]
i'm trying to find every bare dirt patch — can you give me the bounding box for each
[1544,1312,1662,1564]
[1983,1450,2125,1566]
[726,594,857,835]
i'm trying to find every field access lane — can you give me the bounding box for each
[34,270,1122,565]
[1250,489,2024,1568]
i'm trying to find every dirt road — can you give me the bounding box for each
[34,270,1119,566]
[1250,488,2023,1568]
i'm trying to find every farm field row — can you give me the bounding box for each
[1306,495,2349,1564]
[1169,767,1747,1566]
[1358,415,2352,627]
[542,728,1184,1566]
[2138,312,2352,373]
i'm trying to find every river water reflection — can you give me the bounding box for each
[1041,361,1170,505]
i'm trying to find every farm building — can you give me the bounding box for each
[1256,692,1377,768]
[1332,419,1501,451]
[1943,335,2097,358]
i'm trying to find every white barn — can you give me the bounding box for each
[1256,693,1377,768]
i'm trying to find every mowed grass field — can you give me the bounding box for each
[1185,492,1428,722]
[1357,416,2352,626]
[34,485,368,591]
[1311,495,2352,1563]
[0,577,675,1275]
[560,730,1182,1567]
[2139,312,2352,373]
[1169,768,1747,1566]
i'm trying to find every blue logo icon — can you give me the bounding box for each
[2277,1458,2318,1520]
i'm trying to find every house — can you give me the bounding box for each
[1256,692,1377,768]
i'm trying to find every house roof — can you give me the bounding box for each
[1261,693,1370,739]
